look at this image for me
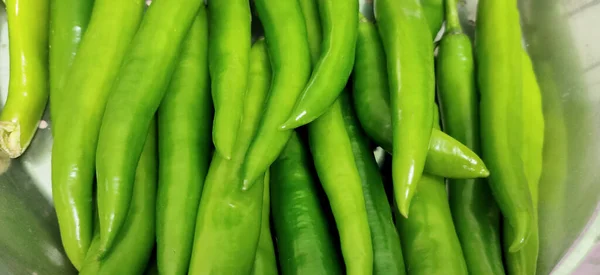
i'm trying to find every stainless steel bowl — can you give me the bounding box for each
[0,0,598,274]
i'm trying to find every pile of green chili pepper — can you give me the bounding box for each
[2,0,546,273]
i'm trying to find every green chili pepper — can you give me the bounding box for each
[49,0,94,129]
[437,0,504,273]
[375,0,435,217]
[51,0,144,268]
[294,3,372,272]
[395,173,468,275]
[340,93,405,275]
[280,0,358,129]
[420,0,444,38]
[188,38,271,274]
[396,108,468,275]
[0,0,49,158]
[309,98,373,275]
[95,0,204,254]
[79,121,157,275]
[270,132,343,275]
[503,51,544,275]
[354,14,486,180]
[240,0,312,190]
[156,11,212,275]
[476,0,533,252]
[208,0,252,159]
[251,172,278,275]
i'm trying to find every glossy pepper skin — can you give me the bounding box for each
[340,93,405,275]
[79,121,158,275]
[208,0,252,159]
[51,0,145,268]
[375,0,435,217]
[0,0,49,158]
[95,0,204,254]
[352,15,487,180]
[398,108,468,275]
[309,98,373,275]
[503,51,544,275]
[270,132,343,275]
[49,0,94,129]
[156,10,212,275]
[280,0,359,129]
[476,0,533,252]
[240,0,312,190]
[437,0,505,273]
[251,172,278,275]
[420,0,444,37]
[395,174,468,275]
[188,39,271,275]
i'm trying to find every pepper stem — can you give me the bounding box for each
[445,0,463,33]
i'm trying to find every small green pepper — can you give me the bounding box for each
[95,0,204,253]
[208,0,252,159]
[156,10,212,275]
[476,0,533,252]
[375,0,436,217]
[280,0,359,129]
[395,106,468,275]
[79,121,157,275]
[340,93,405,275]
[309,97,373,275]
[51,0,145,268]
[437,0,505,273]
[395,174,468,275]
[240,0,312,190]
[503,51,544,275]
[270,132,343,275]
[188,38,271,274]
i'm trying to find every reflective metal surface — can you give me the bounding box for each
[0,0,598,274]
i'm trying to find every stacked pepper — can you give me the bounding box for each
[1,0,544,274]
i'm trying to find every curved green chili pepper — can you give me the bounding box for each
[280,0,358,129]
[49,0,94,129]
[95,0,204,254]
[420,0,444,37]
[396,109,468,275]
[352,15,489,178]
[437,0,505,273]
[51,0,144,268]
[309,97,373,275]
[240,0,311,190]
[352,16,487,179]
[79,121,157,275]
[476,0,533,252]
[0,0,49,158]
[294,4,372,272]
[395,174,468,275]
[270,132,343,275]
[156,11,212,275]
[375,0,435,217]
[340,93,405,275]
[188,38,271,274]
[208,0,252,159]
[251,172,278,275]
[503,51,544,275]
